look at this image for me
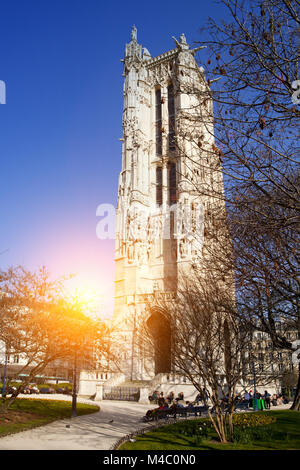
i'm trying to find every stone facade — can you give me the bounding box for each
[112,27,225,381]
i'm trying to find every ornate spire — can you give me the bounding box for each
[125,25,142,61]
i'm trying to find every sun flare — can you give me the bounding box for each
[63,275,106,318]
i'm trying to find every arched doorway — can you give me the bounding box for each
[147,311,171,375]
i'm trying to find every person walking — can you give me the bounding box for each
[264,390,271,409]
[244,391,251,407]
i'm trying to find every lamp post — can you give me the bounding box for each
[71,349,78,418]
[251,361,258,411]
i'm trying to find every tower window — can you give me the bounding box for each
[168,84,175,151]
[168,162,177,204]
[156,166,162,206]
[155,88,162,156]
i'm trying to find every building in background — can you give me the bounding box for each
[0,340,72,385]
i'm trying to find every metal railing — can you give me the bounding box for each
[103,386,140,401]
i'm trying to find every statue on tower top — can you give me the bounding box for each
[172,32,189,50]
[131,25,137,41]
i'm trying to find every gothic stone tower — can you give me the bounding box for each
[113,27,224,380]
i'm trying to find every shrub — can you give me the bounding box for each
[233,426,253,444]
[232,412,277,444]
[36,383,72,391]
[53,383,72,391]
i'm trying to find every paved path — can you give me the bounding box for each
[0,397,157,450]
[0,396,292,450]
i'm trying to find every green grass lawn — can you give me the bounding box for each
[119,410,300,450]
[0,398,100,438]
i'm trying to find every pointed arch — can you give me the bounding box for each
[147,309,172,374]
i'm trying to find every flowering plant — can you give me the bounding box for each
[232,413,276,428]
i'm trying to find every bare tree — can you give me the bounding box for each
[231,182,300,409]
[174,0,299,264]
[170,0,300,409]
[186,0,300,209]
[0,266,112,412]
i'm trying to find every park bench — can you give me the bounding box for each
[142,405,209,422]
[234,401,250,411]
[180,406,209,417]
[209,401,250,414]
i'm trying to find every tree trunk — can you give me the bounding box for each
[290,366,300,411]
[227,412,234,441]
[71,351,78,417]
[208,406,228,443]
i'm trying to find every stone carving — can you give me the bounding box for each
[126,206,136,241]
[179,238,188,259]
[127,240,135,263]
[147,62,172,87]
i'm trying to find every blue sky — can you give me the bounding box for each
[0,0,230,315]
